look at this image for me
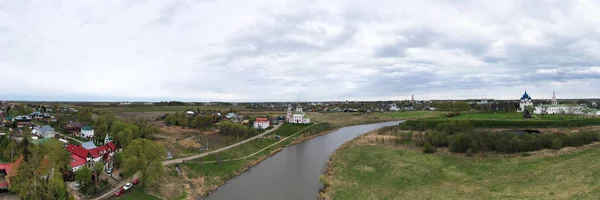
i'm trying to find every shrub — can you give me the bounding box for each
[521,152,531,157]
[449,133,471,153]
[319,175,329,187]
[465,148,473,157]
[446,112,461,118]
[552,139,563,150]
[423,142,436,153]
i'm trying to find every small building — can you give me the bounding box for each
[225,113,239,123]
[13,115,32,128]
[32,125,56,138]
[254,118,270,129]
[186,111,196,117]
[80,125,94,139]
[66,121,83,135]
[0,156,24,189]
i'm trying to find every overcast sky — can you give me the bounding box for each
[1,0,600,102]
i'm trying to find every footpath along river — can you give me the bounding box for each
[201,121,402,200]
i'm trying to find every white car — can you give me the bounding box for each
[123,183,133,190]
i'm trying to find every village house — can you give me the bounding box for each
[80,125,95,139]
[32,125,56,138]
[13,115,32,128]
[0,156,23,190]
[67,142,117,171]
[65,121,83,136]
[225,113,239,123]
[253,118,270,129]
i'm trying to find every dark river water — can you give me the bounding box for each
[201,121,402,200]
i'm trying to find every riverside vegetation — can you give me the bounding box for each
[321,114,600,200]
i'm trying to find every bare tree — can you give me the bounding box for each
[539,106,548,119]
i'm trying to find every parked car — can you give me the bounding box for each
[114,188,125,197]
[74,182,81,189]
[123,183,133,190]
[132,178,139,185]
[106,169,113,174]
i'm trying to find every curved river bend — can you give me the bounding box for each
[201,121,401,200]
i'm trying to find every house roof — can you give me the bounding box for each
[67,144,90,159]
[14,115,32,120]
[34,125,54,133]
[293,111,305,114]
[297,105,303,108]
[106,142,117,151]
[81,141,97,150]
[225,113,237,119]
[255,118,269,122]
[0,156,24,178]
[82,125,93,131]
[303,115,310,119]
[30,137,52,145]
[70,154,87,168]
[67,121,83,128]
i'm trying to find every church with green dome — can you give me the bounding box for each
[286,105,311,124]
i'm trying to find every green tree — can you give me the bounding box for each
[133,118,158,138]
[75,166,93,186]
[93,162,105,183]
[94,124,109,144]
[114,151,123,169]
[41,139,70,170]
[47,171,68,200]
[117,129,133,149]
[123,139,166,187]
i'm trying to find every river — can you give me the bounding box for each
[201,121,402,200]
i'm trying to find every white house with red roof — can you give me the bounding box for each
[67,142,117,171]
[253,118,270,129]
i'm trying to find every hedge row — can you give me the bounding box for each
[400,118,600,130]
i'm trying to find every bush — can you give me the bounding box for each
[521,152,531,157]
[446,112,461,118]
[319,175,329,187]
[423,142,436,153]
[465,148,473,157]
[552,139,563,150]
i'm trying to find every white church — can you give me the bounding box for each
[286,105,311,124]
[518,91,599,116]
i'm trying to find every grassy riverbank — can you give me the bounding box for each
[157,123,323,198]
[322,134,600,200]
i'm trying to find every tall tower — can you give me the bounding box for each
[411,95,415,103]
[552,91,557,104]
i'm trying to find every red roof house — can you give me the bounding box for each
[0,156,24,189]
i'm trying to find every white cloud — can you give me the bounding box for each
[1,0,600,101]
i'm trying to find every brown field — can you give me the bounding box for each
[308,112,395,127]
[156,126,230,159]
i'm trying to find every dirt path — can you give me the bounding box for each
[186,123,317,164]
[163,123,283,166]
[93,123,283,200]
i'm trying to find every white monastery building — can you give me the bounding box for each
[517,91,600,116]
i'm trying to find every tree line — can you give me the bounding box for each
[382,121,600,154]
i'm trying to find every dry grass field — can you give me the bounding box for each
[322,132,600,200]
